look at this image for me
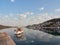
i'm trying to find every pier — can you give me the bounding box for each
[0,32,16,45]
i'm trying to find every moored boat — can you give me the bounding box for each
[14,28,23,38]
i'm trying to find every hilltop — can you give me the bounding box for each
[0,25,17,30]
[26,18,60,35]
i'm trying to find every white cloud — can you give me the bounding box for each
[39,7,44,11]
[55,8,60,12]
[37,31,53,42]
[0,13,60,27]
[8,13,14,17]
[25,12,31,15]
[30,12,34,15]
[25,12,34,15]
[23,28,53,42]
[4,15,9,18]
[18,12,34,19]
[19,14,27,18]
[10,0,15,2]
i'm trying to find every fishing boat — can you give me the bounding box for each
[14,28,23,38]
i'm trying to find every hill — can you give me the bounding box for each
[26,18,60,35]
[0,25,17,30]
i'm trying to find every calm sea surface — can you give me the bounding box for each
[0,28,60,45]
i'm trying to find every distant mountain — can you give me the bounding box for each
[26,18,60,36]
[0,25,17,30]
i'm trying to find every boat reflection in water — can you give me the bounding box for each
[14,28,23,40]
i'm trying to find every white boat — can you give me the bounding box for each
[14,28,23,37]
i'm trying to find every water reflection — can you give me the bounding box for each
[42,27,60,36]
[0,28,60,45]
[14,33,24,41]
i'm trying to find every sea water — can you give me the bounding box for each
[0,28,60,45]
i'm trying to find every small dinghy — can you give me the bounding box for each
[14,28,23,38]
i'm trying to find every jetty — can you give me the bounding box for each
[0,32,16,45]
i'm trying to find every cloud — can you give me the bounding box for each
[4,15,9,18]
[10,0,15,2]
[0,12,34,26]
[0,12,60,27]
[23,28,53,42]
[55,8,60,12]
[37,31,53,42]
[19,14,27,18]
[39,7,44,11]
[25,12,34,15]
[18,12,34,19]
[26,13,60,25]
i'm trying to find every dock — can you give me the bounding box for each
[0,32,16,45]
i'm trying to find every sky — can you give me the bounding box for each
[0,0,60,26]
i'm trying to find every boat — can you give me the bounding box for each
[14,28,23,38]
